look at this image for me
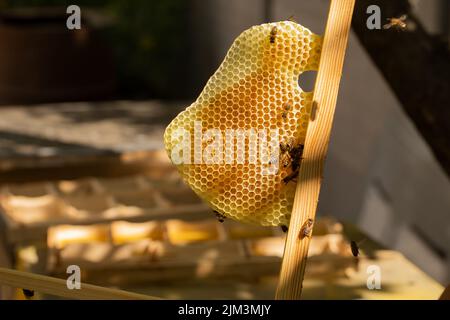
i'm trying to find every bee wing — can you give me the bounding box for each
[288,137,297,146]
[383,23,392,29]
[399,14,408,21]
[287,15,297,22]
[268,154,279,165]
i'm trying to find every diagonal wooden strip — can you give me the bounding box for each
[275,0,355,300]
[0,267,161,300]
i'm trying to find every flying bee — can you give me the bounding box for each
[214,210,226,223]
[383,14,407,31]
[299,218,314,239]
[22,289,35,299]
[269,26,278,44]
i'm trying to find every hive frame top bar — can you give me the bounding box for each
[0,267,159,300]
[275,0,356,300]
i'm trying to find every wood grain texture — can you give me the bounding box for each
[0,267,160,300]
[275,0,355,299]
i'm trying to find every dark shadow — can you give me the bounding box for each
[0,129,116,158]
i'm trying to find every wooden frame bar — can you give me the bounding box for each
[0,267,160,300]
[275,0,355,299]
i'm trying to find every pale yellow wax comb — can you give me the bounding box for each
[164,21,322,227]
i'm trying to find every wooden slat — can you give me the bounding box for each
[275,0,355,299]
[0,267,160,300]
[4,204,211,244]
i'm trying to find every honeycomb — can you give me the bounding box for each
[164,21,322,227]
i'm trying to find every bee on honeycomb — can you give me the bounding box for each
[164,21,322,227]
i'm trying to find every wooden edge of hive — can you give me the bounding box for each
[0,267,161,300]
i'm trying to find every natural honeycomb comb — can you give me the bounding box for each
[164,21,322,227]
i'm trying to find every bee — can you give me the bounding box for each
[280,225,288,233]
[214,210,226,223]
[268,153,279,165]
[287,15,297,23]
[383,14,407,31]
[22,289,35,299]
[281,102,291,120]
[281,141,304,184]
[279,138,295,154]
[269,26,278,44]
[279,138,294,168]
[279,142,290,154]
[281,157,291,168]
[350,239,366,257]
[299,218,314,239]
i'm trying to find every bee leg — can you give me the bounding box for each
[214,210,226,223]
[22,289,35,299]
[282,169,299,184]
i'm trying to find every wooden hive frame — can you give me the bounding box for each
[0,172,212,245]
[0,267,159,300]
[276,0,355,299]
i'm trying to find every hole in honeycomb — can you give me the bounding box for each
[298,70,317,92]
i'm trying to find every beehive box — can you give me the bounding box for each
[36,217,353,287]
[0,169,210,244]
[0,164,354,290]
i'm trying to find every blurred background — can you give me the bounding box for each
[0,0,448,299]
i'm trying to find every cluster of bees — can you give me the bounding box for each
[269,21,304,184]
[270,21,309,235]
[269,91,305,184]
